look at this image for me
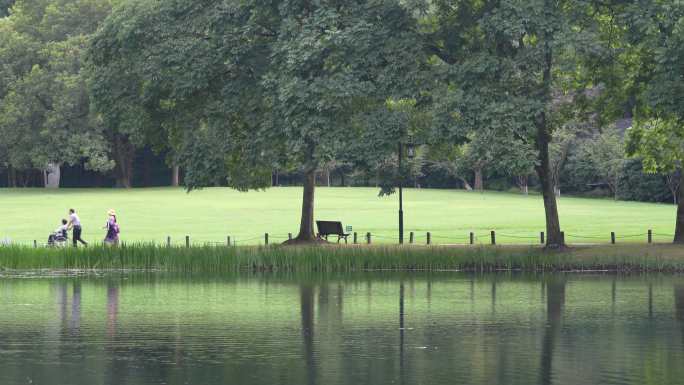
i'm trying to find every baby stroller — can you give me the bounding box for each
[47,228,68,247]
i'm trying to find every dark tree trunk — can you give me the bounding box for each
[340,172,345,187]
[674,173,684,243]
[474,168,484,191]
[7,165,14,187]
[272,170,280,187]
[171,165,180,187]
[113,135,134,188]
[295,168,316,241]
[536,123,563,247]
[535,26,563,248]
[143,151,152,187]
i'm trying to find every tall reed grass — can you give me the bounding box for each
[0,244,682,273]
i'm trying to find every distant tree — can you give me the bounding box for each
[425,144,473,191]
[577,127,627,199]
[0,0,113,187]
[497,139,537,195]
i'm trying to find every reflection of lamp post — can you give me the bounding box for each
[398,139,415,244]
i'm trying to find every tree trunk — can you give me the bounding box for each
[295,168,317,241]
[113,135,134,188]
[326,169,331,187]
[171,165,180,187]
[535,24,563,248]
[340,172,345,187]
[272,170,280,187]
[667,172,680,205]
[673,172,684,243]
[473,168,484,191]
[7,165,14,187]
[516,175,529,195]
[459,177,473,191]
[18,170,30,187]
[45,163,61,188]
[537,125,563,247]
[143,152,152,187]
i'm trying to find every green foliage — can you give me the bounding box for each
[621,2,684,182]
[627,118,684,174]
[618,159,673,203]
[89,0,426,193]
[0,0,113,181]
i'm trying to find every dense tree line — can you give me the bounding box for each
[1,0,683,244]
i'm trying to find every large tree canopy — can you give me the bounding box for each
[89,0,425,241]
[624,1,684,243]
[424,0,623,247]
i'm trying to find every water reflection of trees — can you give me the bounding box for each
[300,284,317,385]
[4,276,684,385]
[539,278,566,385]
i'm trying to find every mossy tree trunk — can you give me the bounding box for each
[674,173,684,244]
[295,167,317,242]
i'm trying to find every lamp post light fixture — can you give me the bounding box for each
[407,142,416,160]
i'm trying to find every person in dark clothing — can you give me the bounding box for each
[67,208,88,247]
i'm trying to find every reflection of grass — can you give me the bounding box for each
[2,243,684,272]
[0,187,677,245]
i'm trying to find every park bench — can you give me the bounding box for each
[316,221,350,243]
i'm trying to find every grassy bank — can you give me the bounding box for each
[0,187,678,245]
[2,244,684,273]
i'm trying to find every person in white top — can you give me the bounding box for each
[67,208,88,247]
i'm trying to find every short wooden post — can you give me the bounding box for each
[540,232,545,245]
[426,232,431,245]
[560,231,565,246]
[264,233,269,245]
[185,235,190,248]
[648,229,652,244]
[288,233,292,241]
[33,240,37,248]
[366,232,371,244]
[353,232,358,244]
[167,236,171,247]
[490,231,496,245]
[611,231,616,244]
[409,232,414,244]
[227,236,231,246]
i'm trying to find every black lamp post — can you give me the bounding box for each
[398,139,415,245]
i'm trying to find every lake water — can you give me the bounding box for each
[1,272,683,385]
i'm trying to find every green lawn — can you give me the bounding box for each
[0,187,678,245]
